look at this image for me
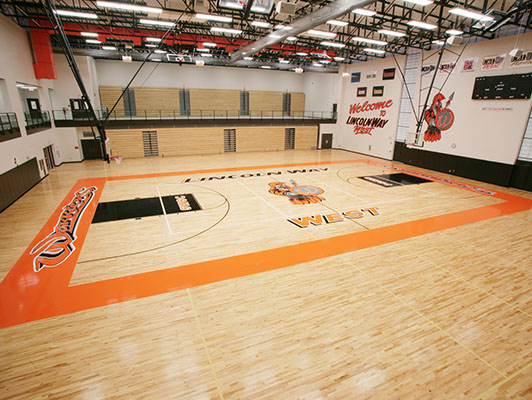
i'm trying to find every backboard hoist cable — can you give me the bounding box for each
[392,38,470,148]
[103,14,185,123]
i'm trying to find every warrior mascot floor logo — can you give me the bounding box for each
[268,180,325,204]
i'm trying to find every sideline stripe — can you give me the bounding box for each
[342,256,507,378]
[187,289,224,400]
[107,160,360,181]
[472,359,532,400]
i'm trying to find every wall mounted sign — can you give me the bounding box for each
[351,72,361,83]
[510,50,532,68]
[366,71,377,80]
[382,68,396,80]
[357,87,367,97]
[461,58,477,73]
[345,99,393,135]
[372,86,384,97]
[481,54,506,71]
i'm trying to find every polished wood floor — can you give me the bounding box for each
[1,150,531,399]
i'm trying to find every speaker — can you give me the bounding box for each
[446,35,463,46]
[509,48,523,57]
[276,1,296,15]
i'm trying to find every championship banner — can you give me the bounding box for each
[461,58,477,73]
[481,54,505,71]
[510,50,532,68]
[438,61,456,75]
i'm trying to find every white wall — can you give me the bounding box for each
[0,14,83,176]
[409,32,532,165]
[334,56,407,160]
[303,72,338,112]
[52,54,100,111]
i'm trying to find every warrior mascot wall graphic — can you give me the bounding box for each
[423,92,455,142]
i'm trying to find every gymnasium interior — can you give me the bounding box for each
[1,0,532,398]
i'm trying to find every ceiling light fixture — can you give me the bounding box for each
[96,1,162,13]
[279,59,290,64]
[296,52,308,56]
[306,29,337,39]
[140,19,175,27]
[334,57,345,61]
[203,42,217,47]
[210,27,242,35]
[352,8,376,16]
[146,44,157,48]
[54,9,98,19]
[81,32,99,37]
[102,45,116,50]
[407,20,438,30]
[446,29,463,35]
[197,48,210,52]
[432,40,445,45]
[86,39,101,44]
[145,37,162,42]
[154,49,167,54]
[401,0,433,6]
[448,7,494,21]
[201,53,213,57]
[378,29,406,37]
[364,48,386,54]
[320,41,345,48]
[251,21,271,28]
[260,65,272,69]
[195,13,232,23]
[352,37,387,46]
[327,20,348,26]
[243,56,254,60]
[286,36,297,41]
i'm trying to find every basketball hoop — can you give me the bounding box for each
[109,155,122,164]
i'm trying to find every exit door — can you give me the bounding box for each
[321,134,333,149]
[27,98,41,118]
[70,98,89,119]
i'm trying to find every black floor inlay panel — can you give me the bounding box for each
[359,173,431,188]
[92,194,201,223]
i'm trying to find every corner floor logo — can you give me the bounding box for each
[30,186,97,272]
[268,180,325,205]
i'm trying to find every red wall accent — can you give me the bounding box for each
[30,29,57,79]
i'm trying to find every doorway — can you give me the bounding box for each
[142,131,159,157]
[321,134,333,149]
[43,145,55,171]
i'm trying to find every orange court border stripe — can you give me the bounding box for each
[1,160,531,328]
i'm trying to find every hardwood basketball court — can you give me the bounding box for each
[1,149,531,399]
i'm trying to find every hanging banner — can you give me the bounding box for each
[366,71,377,80]
[509,50,532,68]
[438,61,456,75]
[421,64,436,76]
[461,57,477,72]
[481,54,506,71]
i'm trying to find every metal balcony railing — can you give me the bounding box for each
[0,112,20,135]
[52,109,337,122]
[25,110,51,133]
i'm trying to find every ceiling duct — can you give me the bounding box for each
[230,0,377,62]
